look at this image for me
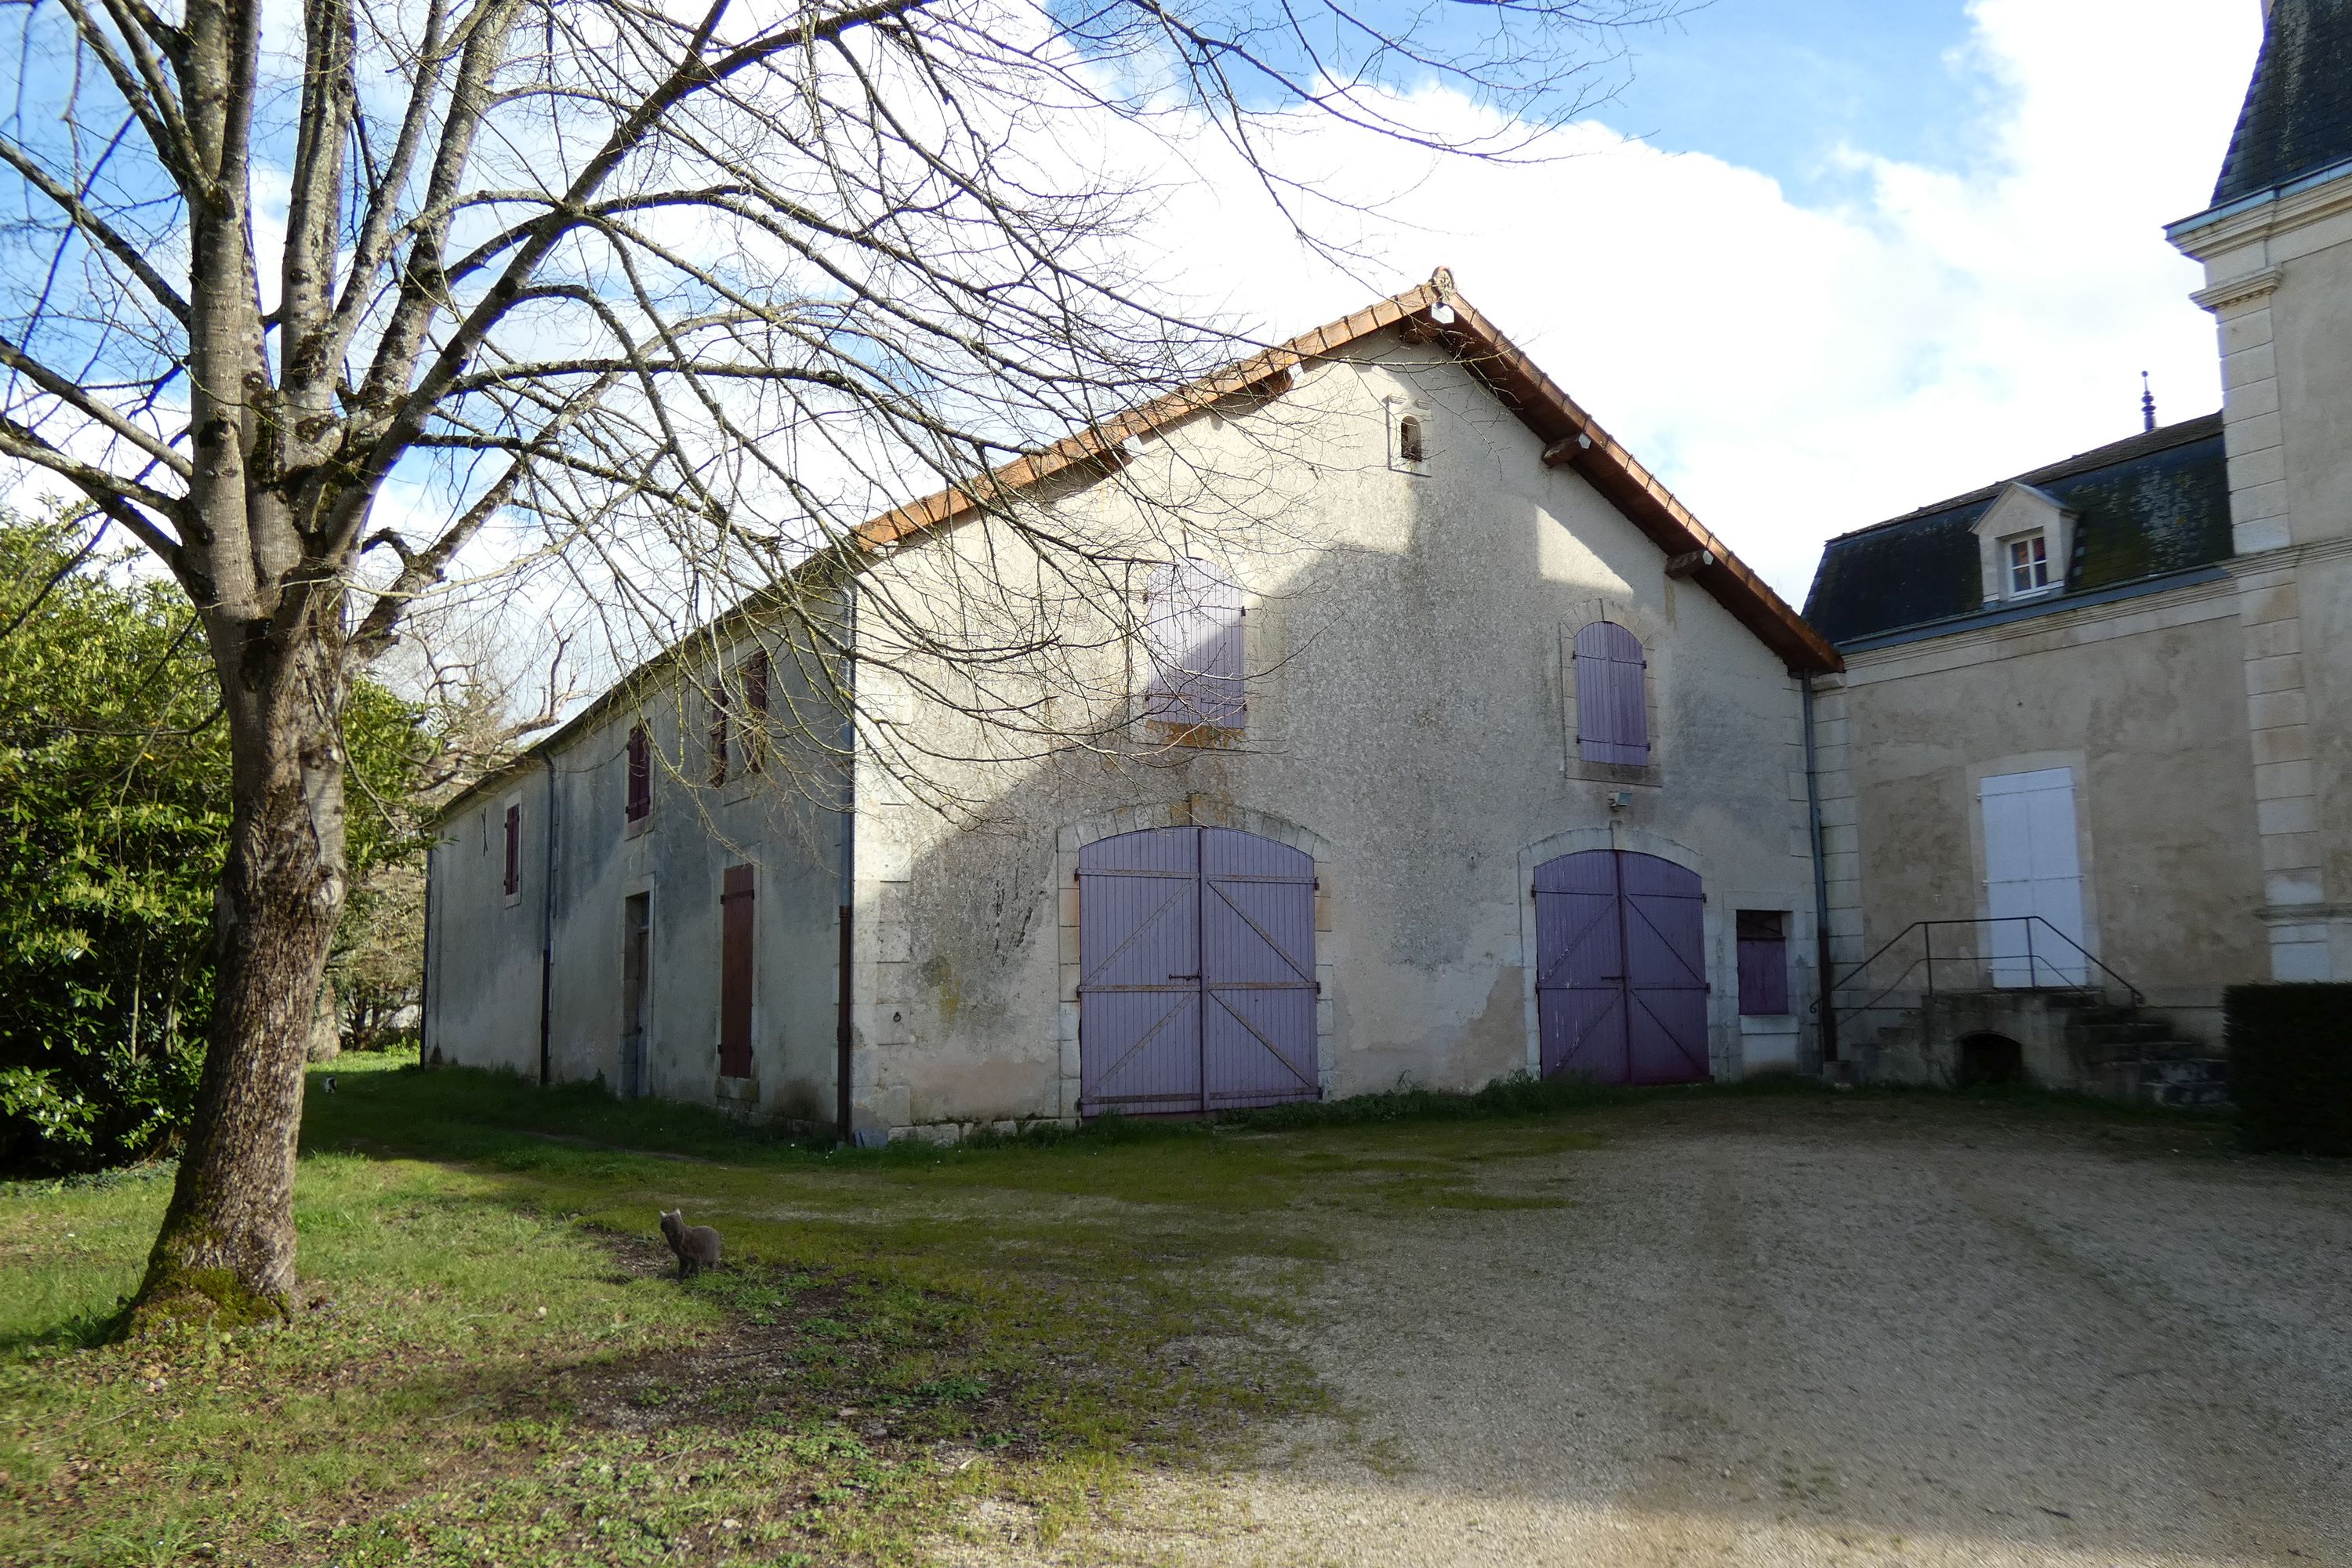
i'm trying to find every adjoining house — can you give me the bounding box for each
[1801,0,2352,1098]
[423,278,1843,1139]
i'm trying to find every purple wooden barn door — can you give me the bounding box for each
[1200,829,1319,1109]
[1619,854,1709,1084]
[1534,851,1629,1080]
[1078,826,1319,1115]
[1077,828,1202,1115]
[1534,850,1711,1086]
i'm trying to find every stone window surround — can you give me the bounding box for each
[1054,798,1338,1122]
[1562,596,1665,787]
[1385,392,1431,476]
[500,792,525,909]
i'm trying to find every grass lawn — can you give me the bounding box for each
[0,1055,1652,1567]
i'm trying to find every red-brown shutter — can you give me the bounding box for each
[503,804,521,896]
[719,864,754,1077]
[626,725,652,821]
[743,652,768,772]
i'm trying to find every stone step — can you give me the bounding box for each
[2065,1019,2176,1047]
[2097,1053,2230,1109]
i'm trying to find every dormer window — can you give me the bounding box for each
[1972,482,2074,605]
[2006,532,2051,595]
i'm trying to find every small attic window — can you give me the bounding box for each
[1388,399,1430,474]
[2006,532,2052,596]
[1972,483,2074,606]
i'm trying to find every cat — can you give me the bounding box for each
[659,1209,722,1279]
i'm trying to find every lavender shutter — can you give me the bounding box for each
[1145,559,1244,729]
[1574,621,1649,764]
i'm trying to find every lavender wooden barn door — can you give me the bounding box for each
[1078,827,1319,1115]
[1200,829,1319,1109]
[1534,850,1710,1085]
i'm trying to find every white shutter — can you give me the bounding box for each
[1980,768,2088,986]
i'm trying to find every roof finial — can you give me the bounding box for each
[2141,371,2157,434]
[1429,265,1457,303]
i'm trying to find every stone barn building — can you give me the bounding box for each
[423,280,1844,1139]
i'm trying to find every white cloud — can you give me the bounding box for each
[1127,0,2265,598]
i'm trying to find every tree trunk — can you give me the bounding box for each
[123,615,348,1333]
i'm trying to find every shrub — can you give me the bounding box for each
[2225,983,2352,1156]
[0,510,430,1172]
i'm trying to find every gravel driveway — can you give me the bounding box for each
[976,1100,2352,1566]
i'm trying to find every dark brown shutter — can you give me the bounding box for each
[503,804,521,896]
[719,863,755,1077]
[626,725,652,821]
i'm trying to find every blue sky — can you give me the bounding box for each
[1607,2,1981,189]
[1150,0,2267,593]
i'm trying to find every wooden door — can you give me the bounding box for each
[1200,829,1319,1110]
[621,893,651,1098]
[719,866,754,1077]
[1534,850,1711,1086]
[1078,827,1319,1115]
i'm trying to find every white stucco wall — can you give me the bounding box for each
[427,330,1826,1134]
[426,639,848,1127]
[838,335,1824,1136]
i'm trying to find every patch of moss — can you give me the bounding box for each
[114,1263,290,1340]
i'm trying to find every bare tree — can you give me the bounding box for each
[0,0,1676,1324]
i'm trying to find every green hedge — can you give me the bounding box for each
[2226,983,2352,1156]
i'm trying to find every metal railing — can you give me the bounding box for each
[1810,916,2146,1038]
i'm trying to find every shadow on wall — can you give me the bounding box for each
[880,435,1800,1129]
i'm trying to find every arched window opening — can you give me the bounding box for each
[1573,620,1649,765]
[1397,415,1425,465]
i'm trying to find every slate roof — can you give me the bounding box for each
[2214,0,2352,205]
[1802,414,2230,648]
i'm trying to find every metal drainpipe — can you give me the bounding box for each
[1802,675,1839,1067]
[835,580,858,1142]
[419,840,435,1069]
[539,752,559,1087]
